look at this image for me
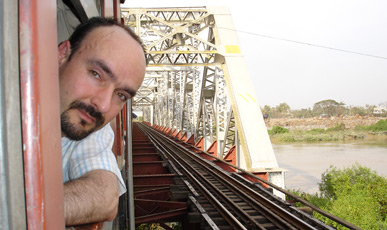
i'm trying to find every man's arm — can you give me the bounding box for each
[64,169,119,226]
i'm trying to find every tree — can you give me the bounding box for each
[274,103,291,117]
[262,105,272,117]
[313,99,345,117]
[348,106,367,116]
[277,102,291,113]
[293,108,313,118]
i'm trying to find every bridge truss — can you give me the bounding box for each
[122,7,285,192]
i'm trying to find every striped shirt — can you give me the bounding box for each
[62,124,126,195]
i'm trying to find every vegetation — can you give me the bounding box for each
[268,126,289,135]
[268,118,387,143]
[355,119,387,133]
[269,123,368,142]
[262,99,387,118]
[313,99,345,117]
[289,164,387,230]
[264,100,387,229]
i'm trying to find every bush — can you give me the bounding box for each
[287,189,329,208]
[318,164,387,229]
[268,126,289,135]
[368,119,387,132]
[355,119,387,133]
[327,123,346,132]
[319,164,375,199]
[318,192,387,230]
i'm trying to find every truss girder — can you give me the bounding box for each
[124,7,282,182]
[122,8,219,67]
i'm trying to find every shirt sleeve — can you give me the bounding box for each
[67,125,127,196]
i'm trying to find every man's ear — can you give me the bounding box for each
[58,40,71,65]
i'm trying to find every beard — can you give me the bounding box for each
[61,101,105,140]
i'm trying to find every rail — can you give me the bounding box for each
[136,123,356,229]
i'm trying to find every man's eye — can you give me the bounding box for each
[117,92,128,102]
[90,70,101,79]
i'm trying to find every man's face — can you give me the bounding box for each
[58,26,146,140]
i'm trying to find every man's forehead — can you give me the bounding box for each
[77,25,146,93]
[84,26,125,43]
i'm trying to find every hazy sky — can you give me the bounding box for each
[122,0,387,109]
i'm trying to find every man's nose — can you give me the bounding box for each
[91,87,113,114]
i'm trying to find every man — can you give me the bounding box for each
[58,17,146,226]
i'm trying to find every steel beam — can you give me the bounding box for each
[19,0,64,228]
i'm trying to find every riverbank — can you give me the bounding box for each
[266,116,387,143]
[266,115,386,130]
[269,116,387,228]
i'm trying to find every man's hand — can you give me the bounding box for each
[64,170,119,226]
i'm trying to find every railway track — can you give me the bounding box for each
[136,123,338,230]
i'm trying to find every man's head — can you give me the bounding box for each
[58,17,146,140]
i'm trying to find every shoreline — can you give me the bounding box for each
[270,130,387,144]
[266,116,386,131]
[266,116,387,143]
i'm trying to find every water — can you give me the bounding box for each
[273,141,387,194]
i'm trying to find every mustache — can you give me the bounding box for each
[68,101,104,123]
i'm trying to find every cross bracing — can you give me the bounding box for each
[123,7,285,192]
[123,8,217,67]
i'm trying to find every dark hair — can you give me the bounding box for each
[68,17,144,60]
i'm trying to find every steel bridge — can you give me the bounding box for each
[119,7,361,230]
[122,6,285,196]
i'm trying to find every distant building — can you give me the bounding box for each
[373,105,387,115]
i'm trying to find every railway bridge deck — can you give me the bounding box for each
[128,122,359,230]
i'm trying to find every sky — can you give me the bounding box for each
[122,0,387,109]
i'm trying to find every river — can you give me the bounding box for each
[273,140,387,194]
